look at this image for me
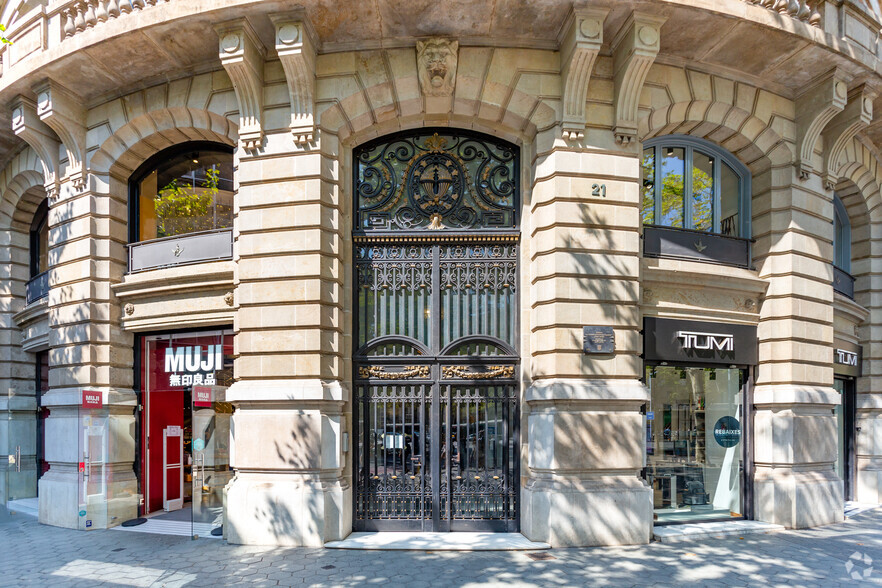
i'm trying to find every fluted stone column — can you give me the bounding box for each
[40,178,137,529]
[753,170,842,528]
[521,126,650,547]
[224,131,348,546]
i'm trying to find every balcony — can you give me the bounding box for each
[127,228,233,273]
[26,270,49,305]
[833,265,855,299]
[643,225,753,269]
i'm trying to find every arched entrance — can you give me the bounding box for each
[353,129,520,532]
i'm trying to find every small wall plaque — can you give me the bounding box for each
[583,326,615,354]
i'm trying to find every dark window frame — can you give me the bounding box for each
[29,198,48,278]
[643,135,752,239]
[127,141,235,244]
[833,194,851,273]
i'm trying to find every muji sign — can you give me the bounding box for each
[82,390,103,409]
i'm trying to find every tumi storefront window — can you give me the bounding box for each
[643,317,757,524]
[137,329,234,537]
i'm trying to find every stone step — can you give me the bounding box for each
[6,497,38,518]
[326,532,550,551]
[653,520,785,543]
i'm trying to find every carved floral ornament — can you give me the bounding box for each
[358,365,430,379]
[417,38,459,97]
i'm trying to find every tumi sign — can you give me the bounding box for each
[644,317,757,365]
[82,390,103,409]
[834,339,862,378]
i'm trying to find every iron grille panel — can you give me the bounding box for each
[354,237,519,532]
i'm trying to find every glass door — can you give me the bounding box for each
[78,400,108,530]
[835,377,856,501]
[190,384,233,538]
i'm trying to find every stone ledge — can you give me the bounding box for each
[642,256,768,297]
[112,261,235,299]
[326,532,550,551]
[13,297,48,328]
[652,520,784,543]
[526,378,648,403]
[754,384,840,406]
[226,379,347,403]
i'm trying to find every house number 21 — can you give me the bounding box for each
[592,183,606,197]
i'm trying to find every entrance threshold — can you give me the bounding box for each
[845,502,880,518]
[326,532,550,551]
[112,507,221,539]
[653,520,783,543]
[5,497,38,518]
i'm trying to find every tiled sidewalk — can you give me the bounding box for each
[1,508,881,587]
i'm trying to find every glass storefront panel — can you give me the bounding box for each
[645,366,745,523]
[834,378,845,483]
[140,330,233,537]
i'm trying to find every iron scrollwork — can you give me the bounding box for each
[356,130,518,231]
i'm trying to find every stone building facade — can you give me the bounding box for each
[0,0,880,547]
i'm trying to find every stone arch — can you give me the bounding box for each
[0,146,49,233]
[0,148,48,417]
[639,99,793,173]
[314,47,558,149]
[89,107,238,181]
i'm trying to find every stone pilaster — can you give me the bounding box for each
[0,215,35,507]
[224,128,347,545]
[753,169,842,528]
[521,124,650,547]
[40,174,137,529]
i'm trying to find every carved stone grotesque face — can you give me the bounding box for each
[416,39,458,97]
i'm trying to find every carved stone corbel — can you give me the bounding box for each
[33,80,88,193]
[10,96,61,201]
[794,69,849,180]
[215,19,265,152]
[822,84,875,190]
[416,38,458,98]
[611,12,666,146]
[270,13,318,145]
[558,7,608,141]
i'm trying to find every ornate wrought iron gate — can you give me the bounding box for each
[352,130,520,532]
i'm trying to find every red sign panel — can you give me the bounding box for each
[193,386,212,407]
[82,390,103,409]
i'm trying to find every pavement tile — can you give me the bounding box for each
[3,509,882,586]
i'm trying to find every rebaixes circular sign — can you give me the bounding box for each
[714,416,741,448]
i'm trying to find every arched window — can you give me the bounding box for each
[642,136,750,238]
[128,142,234,272]
[833,194,850,273]
[129,142,234,243]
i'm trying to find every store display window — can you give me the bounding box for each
[139,330,234,515]
[645,365,746,524]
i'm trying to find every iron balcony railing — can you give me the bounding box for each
[127,228,233,273]
[26,270,49,305]
[833,265,855,299]
[643,225,753,269]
